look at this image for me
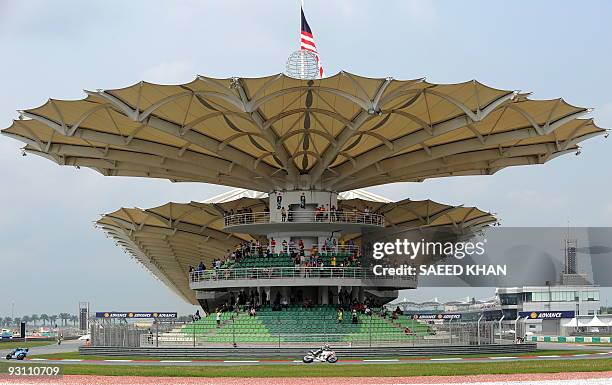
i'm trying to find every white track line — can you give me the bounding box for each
[28,358,47,361]
[537,355,560,358]
[430,358,462,361]
[572,354,591,357]
[160,360,192,363]
[61,359,82,362]
[223,360,259,363]
[107,359,132,362]
[489,356,517,360]
[363,359,399,362]
[596,352,608,355]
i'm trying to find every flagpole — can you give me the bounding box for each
[300,0,305,78]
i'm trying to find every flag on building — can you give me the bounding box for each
[300,6,324,78]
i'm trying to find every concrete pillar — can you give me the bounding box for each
[320,286,329,305]
[351,286,359,301]
[281,286,290,302]
[265,286,271,304]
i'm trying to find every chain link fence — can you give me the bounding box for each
[91,315,511,348]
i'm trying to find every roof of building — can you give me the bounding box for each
[2,72,605,192]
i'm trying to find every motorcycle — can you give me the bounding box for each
[303,348,338,363]
[5,348,28,360]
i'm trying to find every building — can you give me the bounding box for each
[2,55,606,327]
[497,285,600,334]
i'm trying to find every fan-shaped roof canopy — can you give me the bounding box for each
[97,191,495,304]
[2,72,605,191]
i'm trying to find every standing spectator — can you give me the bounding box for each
[281,206,287,222]
[270,237,276,254]
[216,310,222,327]
[351,309,358,324]
[337,309,344,323]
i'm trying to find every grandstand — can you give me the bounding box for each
[2,66,605,347]
[169,305,432,345]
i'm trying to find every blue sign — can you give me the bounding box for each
[519,311,575,319]
[95,312,177,319]
[411,313,461,320]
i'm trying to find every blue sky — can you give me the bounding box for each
[1,0,611,316]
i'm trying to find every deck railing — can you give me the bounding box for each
[223,210,385,227]
[189,267,412,283]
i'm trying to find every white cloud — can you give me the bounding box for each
[142,61,196,84]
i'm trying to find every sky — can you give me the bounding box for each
[1,0,611,317]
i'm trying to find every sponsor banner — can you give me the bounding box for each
[411,313,462,320]
[95,312,177,319]
[519,311,575,319]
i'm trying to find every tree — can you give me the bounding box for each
[22,315,30,324]
[40,314,49,326]
[4,317,12,326]
[30,314,39,326]
[49,315,57,328]
[59,313,70,326]
[70,315,78,326]
[13,317,21,326]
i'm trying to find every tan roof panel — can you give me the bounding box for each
[3,72,605,191]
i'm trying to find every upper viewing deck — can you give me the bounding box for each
[223,209,385,234]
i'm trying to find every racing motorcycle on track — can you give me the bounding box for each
[303,344,338,363]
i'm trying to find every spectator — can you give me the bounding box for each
[281,206,287,222]
[216,310,222,327]
[351,309,358,324]
[337,309,344,323]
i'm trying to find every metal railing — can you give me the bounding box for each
[189,267,413,283]
[242,243,360,256]
[223,210,385,227]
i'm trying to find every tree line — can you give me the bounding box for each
[1,313,78,328]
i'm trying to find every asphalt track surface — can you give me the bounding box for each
[1,340,611,366]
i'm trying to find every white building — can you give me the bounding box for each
[496,285,600,334]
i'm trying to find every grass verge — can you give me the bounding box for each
[0,341,56,349]
[1,359,612,377]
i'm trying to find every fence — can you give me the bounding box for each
[91,315,510,349]
[224,210,385,227]
[189,267,415,284]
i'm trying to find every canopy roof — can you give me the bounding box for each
[97,191,495,304]
[2,72,605,191]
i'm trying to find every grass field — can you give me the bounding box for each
[1,358,612,377]
[28,349,602,362]
[0,341,55,349]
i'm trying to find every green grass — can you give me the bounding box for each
[0,341,56,349]
[29,349,602,361]
[1,359,611,377]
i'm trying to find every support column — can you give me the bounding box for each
[320,286,329,305]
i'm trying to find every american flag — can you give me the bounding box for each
[300,6,324,78]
